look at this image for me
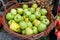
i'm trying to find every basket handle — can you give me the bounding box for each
[4,1,18,12]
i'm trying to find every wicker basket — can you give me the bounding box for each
[3,1,55,40]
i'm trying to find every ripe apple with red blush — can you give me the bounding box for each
[55,31,60,38]
[56,20,60,28]
[0,15,2,27]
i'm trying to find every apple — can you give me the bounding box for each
[0,15,2,27]
[23,9,28,12]
[10,22,20,33]
[55,31,60,38]
[42,19,50,25]
[56,20,60,28]
[40,16,47,21]
[10,9,17,16]
[22,30,26,35]
[38,23,46,32]
[23,4,28,9]
[36,7,40,12]
[17,8,23,15]
[35,11,41,19]
[40,9,47,15]
[19,21,27,29]
[8,20,15,25]
[32,4,38,9]
[29,15,36,21]
[33,19,41,26]
[14,14,22,22]
[25,18,29,22]
[29,7,35,13]
[57,16,60,20]
[25,27,33,35]
[27,22,33,28]
[58,6,60,13]
[21,16,24,21]
[6,13,14,20]
[32,27,38,34]
[24,11,31,17]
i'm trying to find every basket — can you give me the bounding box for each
[3,1,55,40]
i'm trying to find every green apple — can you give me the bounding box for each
[23,16,26,20]
[23,9,28,15]
[19,21,27,29]
[25,18,29,22]
[10,9,17,16]
[23,4,28,9]
[14,14,22,22]
[40,16,47,21]
[35,11,41,19]
[42,19,50,25]
[33,27,38,34]
[29,7,35,13]
[10,22,20,33]
[36,7,40,12]
[24,11,31,17]
[33,19,41,26]
[29,15,36,21]
[27,22,33,28]
[38,23,46,32]
[40,9,47,15]
[6,13,14,20]
[32,4,38,9]
[26,27,33,35]
[8,20,15,25]
[21,16,24,21]
[57,16,60,20]
[22,30,26,35]
[17,8,23,15]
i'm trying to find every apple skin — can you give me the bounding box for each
[58,6,60,13]
[36,7,40,12]
[10,22,20,33]
[33,19,41,27]
[14,14,22,22]
[25,27,33,35]
[55,31,60,38]
[35,11,41,19]
[42,19,50,25]
[23,4,28,9]
[0,16,2,27]
[19,21,27,29]
[56,20,60,28]
[29,15,36,21]
[25,18,29,22]
[8,20,15,25]
[57,16,60,20]
[29,7,35,13]
[10,9,17,16]
[38,23,46,32]
[27,22,33,28]
[24,11,31,17]
[6,13,14,20]
[22,30,26,35]
[21,16,24,21]
[17,8,23,15]
[23,9,28,13]
[33,27,38,34]
[32,4,38,9]
[40,9,47,16]
[40,16,47,21]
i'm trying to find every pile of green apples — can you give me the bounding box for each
[6,4,50,35]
